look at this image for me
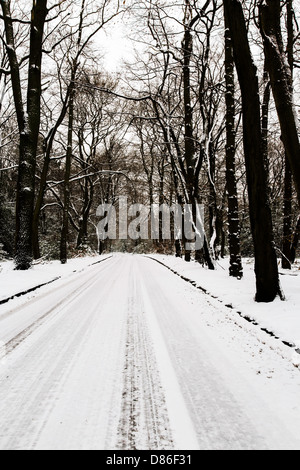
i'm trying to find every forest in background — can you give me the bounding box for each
[0,0,300,303]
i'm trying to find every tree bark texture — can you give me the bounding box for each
[60,76,75,264]
[1,0,48,269]
[223,0,282,302]
[260,0,300,209]
[282,0,295,269]
[224,19,243,279]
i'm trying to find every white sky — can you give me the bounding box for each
[97,21,135,72]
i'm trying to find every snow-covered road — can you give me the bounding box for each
[0,254,299,450]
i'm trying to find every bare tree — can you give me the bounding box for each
[282,0,295,269]
[130,0,219,266]
[0,0,48,269]
[73,73,124,249]
[224,14,243,279]
[223,0,283,302]
[259,0,300,209]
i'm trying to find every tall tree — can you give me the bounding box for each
[223,0,282,302]
[60,66,75,264]
[224,16,243,279]
[131,0,216,266]
[259,0,300,209]
[282,0,294,269]
[0,0,48,269]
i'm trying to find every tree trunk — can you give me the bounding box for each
[224,15,243,279]
[76,179,94,249]
[290,216,300,264]
[60,76,75,264]
[17,1,47,269]
[282,0,294,269]
[208,141,217,253]
[172,176,183,258]
[182,17,214,268]
[282,157,293,269]
[182,22,195,264]
[261,72,271,180]
[223,0,282,302]
[259,0,300,209]
[1,0,48,269]
[15,135,37,269]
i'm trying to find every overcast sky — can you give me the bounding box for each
[96,15,137,72]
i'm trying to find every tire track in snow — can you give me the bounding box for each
[1,254,299,450]
[0,256,124,450]
[138,257,300,450]
[144,256,297,351]
[0,273,100,360]
[0,258,116,361]
[116,261,174,450]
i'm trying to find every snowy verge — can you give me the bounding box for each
[0,255,112,304]
[144,255,300,353]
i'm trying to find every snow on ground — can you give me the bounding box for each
[139,256,300,449]
[146,254,300,350]
[0,254,111,303]
[0,253,299,450]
